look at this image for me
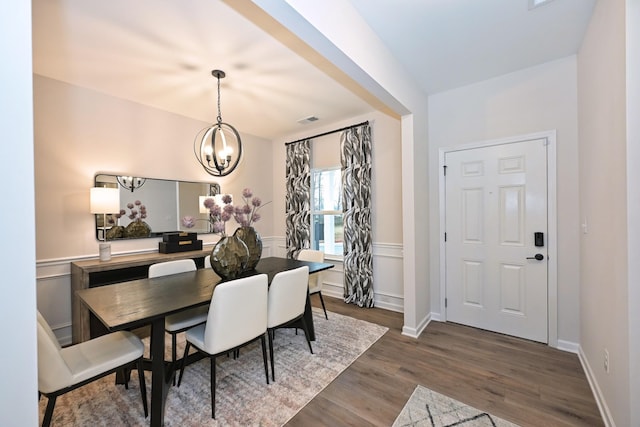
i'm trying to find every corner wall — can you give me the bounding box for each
[0,2,38,425]
[578,0,629,424]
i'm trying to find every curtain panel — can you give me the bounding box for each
[285,140,311,259]
[341,124,374,307]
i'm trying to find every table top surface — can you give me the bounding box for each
[77,257,333,331]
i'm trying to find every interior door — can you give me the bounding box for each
[445,139,548,343]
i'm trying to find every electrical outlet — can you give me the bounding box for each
[604,349,610,373]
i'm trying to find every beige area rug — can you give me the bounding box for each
[393,385,520,427]
[39,308,388,426]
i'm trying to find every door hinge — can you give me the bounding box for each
[445,298,447,308]
[444,232,447,242]
[443,165,447,176]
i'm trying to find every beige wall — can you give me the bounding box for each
[270,111,402,244]
[578,0,629,425]
[34,75,274,261]
[428,56,581,345]
[270,112,405,310]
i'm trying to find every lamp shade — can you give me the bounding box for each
[90,187,120,214]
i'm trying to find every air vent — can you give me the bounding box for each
[297,116,319,125]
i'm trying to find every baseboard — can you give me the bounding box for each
[556,339,580,354]
[402,312,431,338]
[578,345,615,427]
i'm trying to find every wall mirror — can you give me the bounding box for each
[94,174,220,240]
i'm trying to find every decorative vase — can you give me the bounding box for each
[210,234,249,279]
[234,226,262,271]
[105,225,125,240]
[125,220,151,238]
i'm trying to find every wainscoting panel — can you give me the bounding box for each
[36,237,404,346]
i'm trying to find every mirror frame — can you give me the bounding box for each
[93,174,220,240]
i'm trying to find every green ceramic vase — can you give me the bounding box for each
[210,234,249,279]
[125,220,151,238]
[234,226,262,271]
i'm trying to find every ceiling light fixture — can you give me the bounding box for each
[194,69,242,177]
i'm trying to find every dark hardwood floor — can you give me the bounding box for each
[288,295,603,426]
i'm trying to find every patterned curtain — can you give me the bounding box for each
[341,124,374,307]
[285,140,311,259]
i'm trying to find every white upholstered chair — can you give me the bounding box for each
[267,266,313,381]
[177,274,269,419]
[297,249,328,319]
[37,311,147,427]
[148,259,209,384]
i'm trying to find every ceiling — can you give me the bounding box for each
[32,0,596,140]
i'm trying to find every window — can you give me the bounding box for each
[311,168,343,257]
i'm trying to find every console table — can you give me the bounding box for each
[71,249,211,344]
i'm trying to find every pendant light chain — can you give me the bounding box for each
[216,75,223,125]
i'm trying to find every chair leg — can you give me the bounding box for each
[137,358,149,418]
[268,329,275,382]
[260,334,269,385]
[177,341,192,387]
[318,292,328,320]
[210,356,217,419]
[300,316,314,354]
[171,333,177,386]
[42,395,57,427]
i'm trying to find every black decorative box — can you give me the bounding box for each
[163,232,197,243]
[159,239,203,254]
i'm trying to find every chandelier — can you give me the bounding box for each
[117,176,146,192]
[194,69,242,177]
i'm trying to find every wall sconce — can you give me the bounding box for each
[90,187,120,261]
[194,70,243,177]
[117,176,146,192]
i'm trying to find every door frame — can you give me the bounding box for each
[438,130,558,347]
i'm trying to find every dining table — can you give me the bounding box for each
[76,256,333,427]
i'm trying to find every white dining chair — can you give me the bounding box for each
[267,266,312,381]
[148,258,209,384]
[297,249,328,319]
[177,274,269,419]
[37,311,148,427]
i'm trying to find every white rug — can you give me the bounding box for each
[393,385,519,427]
[39,308,388,426]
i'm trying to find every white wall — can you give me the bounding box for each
[271,111,405,311]
[578,0,630,425]
[428,56,581,346]
[0,1,39,425]
[626,2,640,424]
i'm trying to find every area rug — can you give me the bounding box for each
[392,385,519,427]
[38,308,387,426]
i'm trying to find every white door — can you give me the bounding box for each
[445,139,548,343]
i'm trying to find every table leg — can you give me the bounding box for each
[303,293,316,341]
[149,317,169,427]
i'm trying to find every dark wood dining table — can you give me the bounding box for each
[76,256,333,427]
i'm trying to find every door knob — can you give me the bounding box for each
[526,254,544,261]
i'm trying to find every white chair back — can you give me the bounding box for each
[297,249,324,293]
[149,259,196,278]
[203,274,268,355]
[36,311,73,393]
[267,266,310,328]
[204,255,211,269]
